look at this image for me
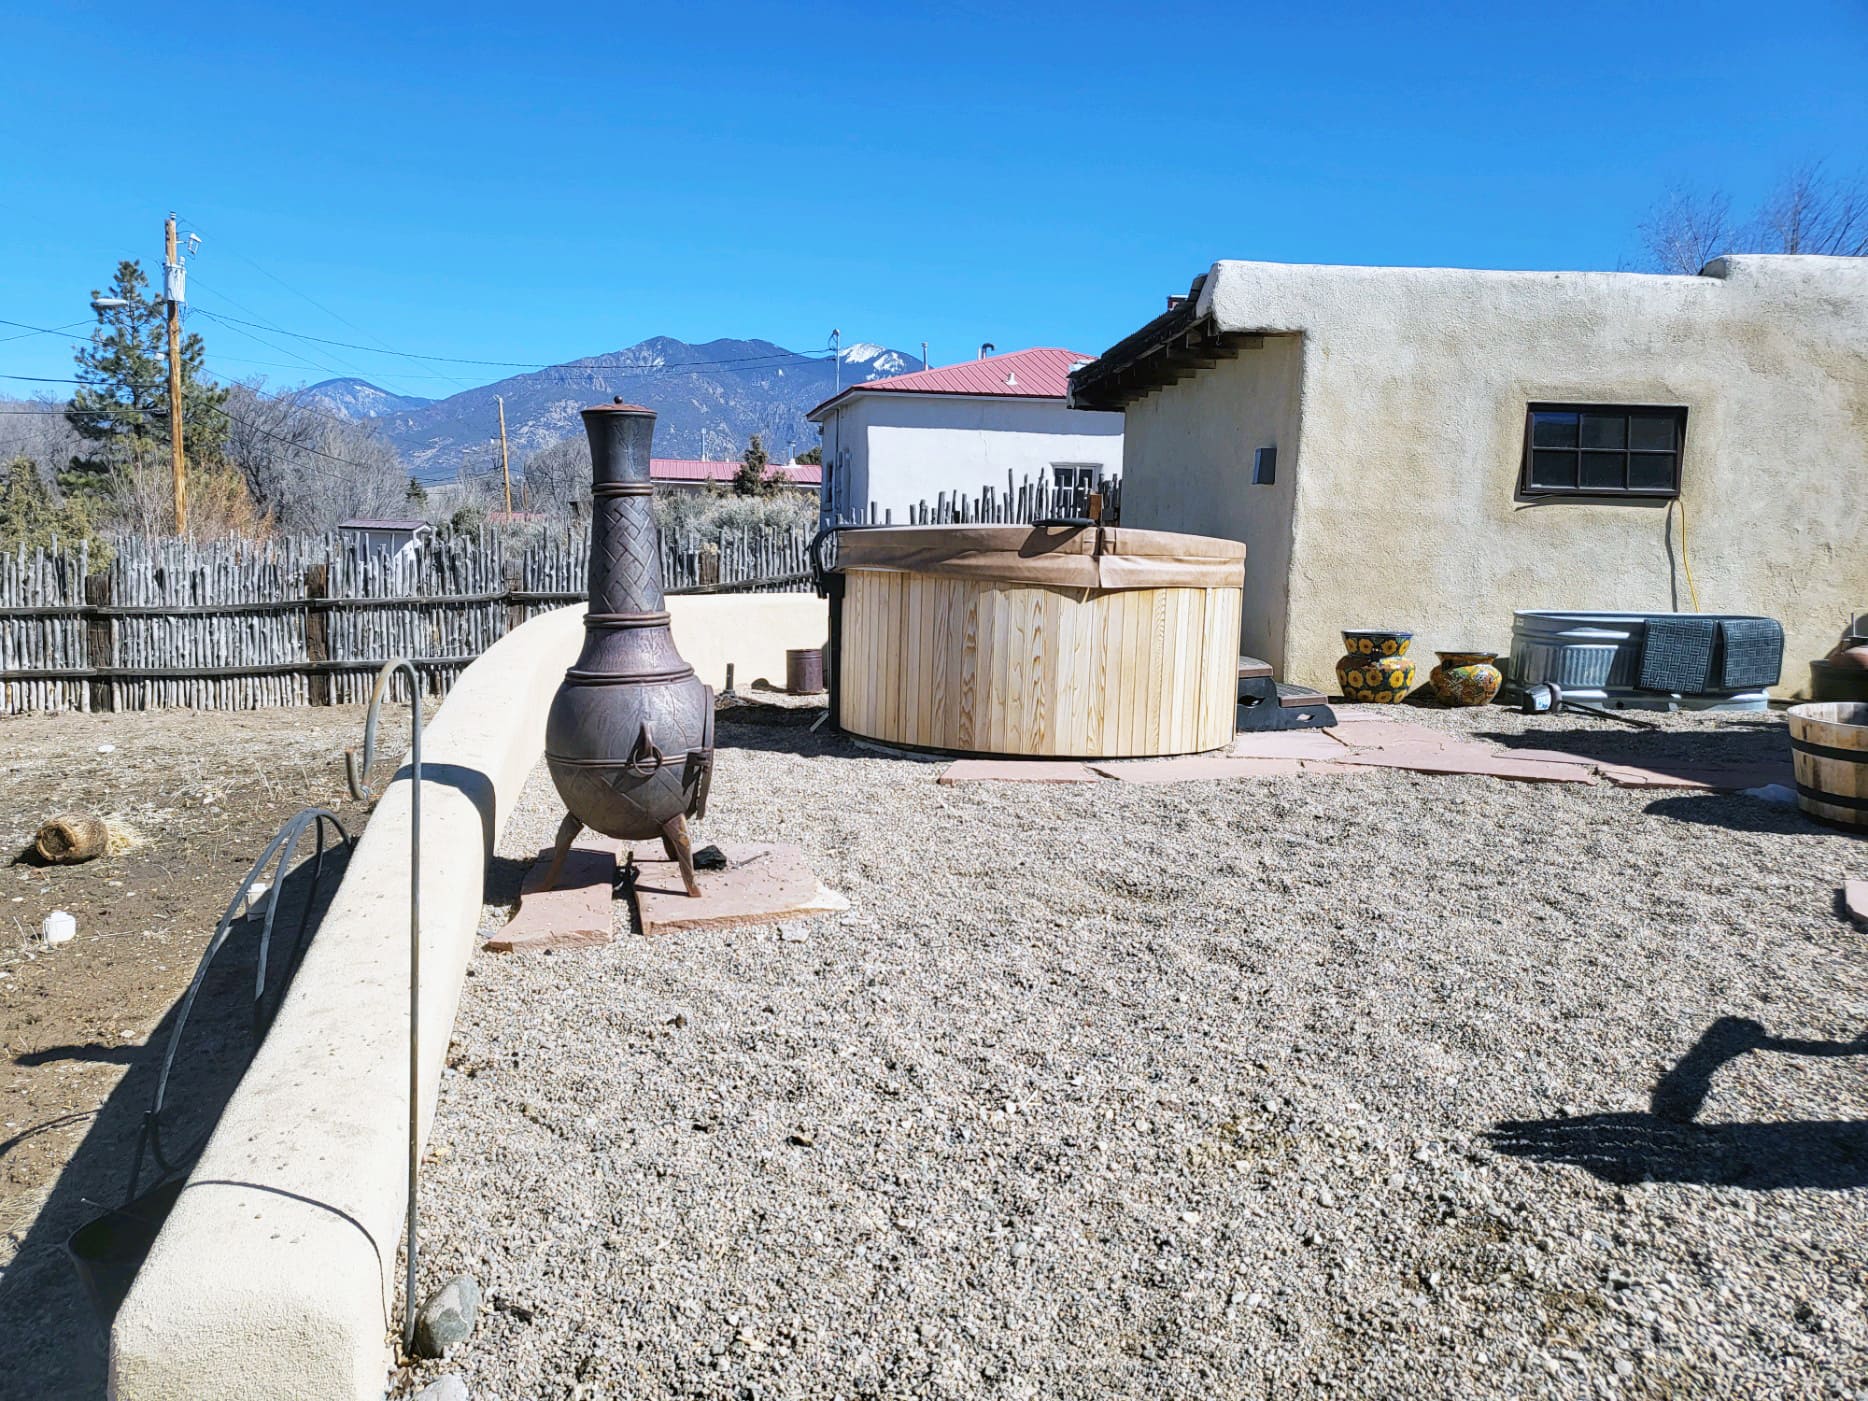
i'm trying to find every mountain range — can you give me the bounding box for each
[303,338,918,482]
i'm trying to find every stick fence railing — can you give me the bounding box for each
[0,524,814,715]
[836,471,1121,527]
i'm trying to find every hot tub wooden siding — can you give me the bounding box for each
[837,569,1241,757]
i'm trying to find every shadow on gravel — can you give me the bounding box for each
[1489,1016,1868,1190]
[715,708,869,762]
[1478,718,1789,772]
[1638,792,1825,834]
[0,844,348,1400]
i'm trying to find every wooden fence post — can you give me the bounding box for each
[505,562,525,636]
[84,571,113,713]
[305,563,331,706]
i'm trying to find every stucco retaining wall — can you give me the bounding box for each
[109,594,827,1400]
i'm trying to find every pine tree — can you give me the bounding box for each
[797,443,822,465]
[66,260,229,502]
[0,455,109,560]
[406,475,429,507]
[733,434,772,496]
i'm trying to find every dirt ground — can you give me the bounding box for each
[0,702,414,1400]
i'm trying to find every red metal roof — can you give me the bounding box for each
[649,458,822,487]
[806,347,1099,419]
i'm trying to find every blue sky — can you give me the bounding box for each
[3,0,1864,399]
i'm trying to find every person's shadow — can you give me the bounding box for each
[1488,1016,1868,1189]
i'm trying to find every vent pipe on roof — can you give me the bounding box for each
[921,341,929,371]
[978,342,994,360]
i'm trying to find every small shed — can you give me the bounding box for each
[337,518,433,562]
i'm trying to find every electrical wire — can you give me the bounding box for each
[1672,498,1702,612]
[177,213,481,396]
[188,308,833,374]
[0,318,92,345]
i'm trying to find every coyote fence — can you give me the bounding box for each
[0,524,814,716]
[847,471,1122,527]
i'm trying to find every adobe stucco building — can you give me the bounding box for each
[1071,256,1868,695]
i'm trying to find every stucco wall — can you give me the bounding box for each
[1121,334,1304,672]
[1124,255,1868,693]
[821,393,1123,524]
[110,594,830,1400]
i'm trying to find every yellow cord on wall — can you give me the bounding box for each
[1675,496,1702,612]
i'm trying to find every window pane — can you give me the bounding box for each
[1580,414,1626,449]
[1530,450,1577,489]
[1627,452,1678,492]
[1580,452,1625,490]
[1531,412,1578,448]
[1629,414,1677,451]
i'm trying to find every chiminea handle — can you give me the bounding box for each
[623,721,665,777]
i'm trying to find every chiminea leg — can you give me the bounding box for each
[541,811,584,891]
[661,814,701,898]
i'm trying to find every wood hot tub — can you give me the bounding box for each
[823,523,1245,757]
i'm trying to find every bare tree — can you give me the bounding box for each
[518,434,592,519]
[0,395,88,494]
[222,381,407,533]
[1638,186,1735,273]
[1756,163,1868,256]
[1638,164,1867,271]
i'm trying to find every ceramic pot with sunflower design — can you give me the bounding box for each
[1428,650,1503,707]
[1335,628,1416,703]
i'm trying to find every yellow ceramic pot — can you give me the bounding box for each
[1336,629,1416,703]
[1429,651,1503,707]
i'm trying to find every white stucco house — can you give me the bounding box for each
[808,346,1124,524]
[336,517,432,562]
[1069,255,1868,695]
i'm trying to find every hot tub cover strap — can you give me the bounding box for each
[831,524,1245,591]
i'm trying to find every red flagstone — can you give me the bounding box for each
[1490,747,1609,767]
[1091,756,1308,784]
[485,836,624,953]
[1228,730,1354,760]
[1846,880,1868,926]
[1596,762,1795,791]
[632,841,848,936]
[1331,746,1597,783]
[1324,716,1463,750]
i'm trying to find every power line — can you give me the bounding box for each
[0,317,91,345]
[188,308,834,374]
[176,213,481,396]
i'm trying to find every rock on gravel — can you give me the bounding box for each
[395,705,1868,1400]
[415,1274,482,1358]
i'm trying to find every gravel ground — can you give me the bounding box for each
[398,705,1867,1401]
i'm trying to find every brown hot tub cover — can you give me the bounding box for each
[831,524,1245,592]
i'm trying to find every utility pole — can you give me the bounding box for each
[163,214,187,533]
[496,395,512,514]
[831,328,841,394]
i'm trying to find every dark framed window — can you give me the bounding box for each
[1520,404,1686,499]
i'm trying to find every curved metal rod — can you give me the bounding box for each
[252,809,350,1018]
[344,658,424,1358]
[144,805,350,1179]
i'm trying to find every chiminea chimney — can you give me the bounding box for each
[541,398,714,896]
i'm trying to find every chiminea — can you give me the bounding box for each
[543,399,713,896]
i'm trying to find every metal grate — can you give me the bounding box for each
[1637,616,1716,693]
[1716,618,1784,690]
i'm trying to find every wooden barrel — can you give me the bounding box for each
[1787,701,1868,828]
[831,524,1245,757]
